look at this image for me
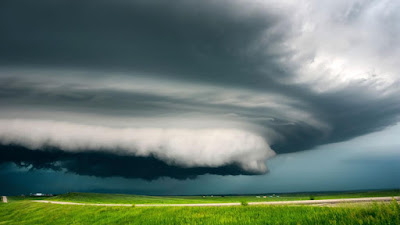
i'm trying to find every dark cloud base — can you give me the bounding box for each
[1,0,400,183]
[0,145,262,180]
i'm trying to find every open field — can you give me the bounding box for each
[0,199,399,225]
[1,190,399,224]
[28,189,400,204]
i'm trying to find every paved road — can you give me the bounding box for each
[33,196,400,207]
[2,196,7,203]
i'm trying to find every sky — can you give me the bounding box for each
[0,0,399,195]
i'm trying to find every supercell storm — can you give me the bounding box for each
[0,0,399,179]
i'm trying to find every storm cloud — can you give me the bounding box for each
[0,144,263,180]
[0,0,399,179]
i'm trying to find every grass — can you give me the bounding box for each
[29,189,400,204]
[0,199,399,224]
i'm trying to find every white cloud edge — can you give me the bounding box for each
[0,119,276,173]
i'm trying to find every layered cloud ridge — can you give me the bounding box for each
[0,119,274,173]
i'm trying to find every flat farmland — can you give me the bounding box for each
[1,190,399,224]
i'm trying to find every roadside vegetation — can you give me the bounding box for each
[0,199,399,224]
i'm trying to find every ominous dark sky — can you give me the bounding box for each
[0,0,399,194]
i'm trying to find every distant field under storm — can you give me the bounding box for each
[23,189,400,204]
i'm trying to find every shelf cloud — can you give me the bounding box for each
[0,119,274,173]
[0,0,399,179]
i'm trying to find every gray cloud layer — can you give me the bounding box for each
[0,0,399,178]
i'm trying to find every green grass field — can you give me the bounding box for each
[1,190,399,224]
[0,199,399,224]
[27,189,400,204]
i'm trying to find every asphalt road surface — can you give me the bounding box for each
[32,196,400,207]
